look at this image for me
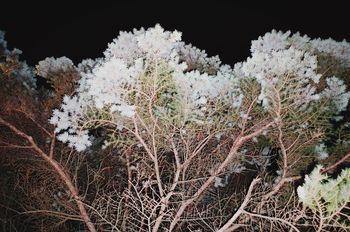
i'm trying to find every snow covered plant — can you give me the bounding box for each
[2,25,349,232]
[297,166,350,231]
[48,24,243,151]
[48,25,350,153]
[241,47,321,111]
[251,29,350,67]
[0,31,36,91]
[250,30,350,119]
[45,27,350,231]
[246,30,350,116]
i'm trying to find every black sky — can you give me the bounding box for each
[0,2,349,66]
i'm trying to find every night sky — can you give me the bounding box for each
[0,2,349,67]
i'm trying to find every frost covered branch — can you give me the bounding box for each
[1,25,350,231]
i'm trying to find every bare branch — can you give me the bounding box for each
[217,178,260,232]
[168,121,275,231]
[0,116,97,232]
[321,151,350,173]
[242,210,300,232]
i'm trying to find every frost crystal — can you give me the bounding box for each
[243,47,320,84]
[104,28,145,64]
[82,57,143,110]
[214,177,227,188]
[297,166,325,207]
[14,61,37,89]
[173,64,242,121]
[0,31,5,44]
[0,33,36,89]
[77,58,102,73]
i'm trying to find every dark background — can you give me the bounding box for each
[0,2,349,66]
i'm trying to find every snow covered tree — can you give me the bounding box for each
[1,25,349,231]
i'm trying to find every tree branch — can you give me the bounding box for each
[217,178,260,232]
[168,121,275,232]
[0,117,97,232]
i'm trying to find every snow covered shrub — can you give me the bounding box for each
[251,29,350,67]
[46,25,350,231]
[50,24,243,151]
[1,26,350,232]
[50,26,350,155]
[0,32,98,232]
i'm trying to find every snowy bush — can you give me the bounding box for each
[37,56,75,77]
[50,24,244,151]
[251,29,350,67]
[1,26,350,232]
[49,25,350,153]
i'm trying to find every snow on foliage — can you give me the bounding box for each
[49,95,91,151]
[321,76,350,116]
[50,24,243,151]
[242,47,321,110]
[251,29,350,67]
[311,38,350,66]
[250,30,291,54]
[0,31,36,89]
[49,25,350,151]
[104,24,182,63]
[37,56,75,77]
[177,43,221,74]
[14,61,36,90]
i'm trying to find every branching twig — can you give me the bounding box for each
[168,121,275,231]
[0,116,97,232]
[217,178,260,232]
[242,210,300,232]
[321,151,350,173]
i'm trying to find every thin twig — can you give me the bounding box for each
[0,116,97,232]
[242,210,300,232]
[217,178,260,232]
